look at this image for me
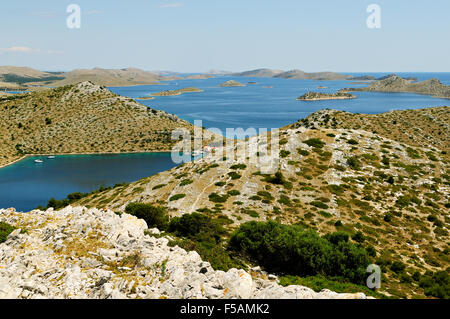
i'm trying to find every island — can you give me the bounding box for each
[342,74,450,99]
[151,87,204,97]
[184,74,215,80]
[136,96,155,100]
[219,80,245,87]
[297,91,356,101]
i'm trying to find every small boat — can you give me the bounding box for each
[47,156,55,159]
[34,159,43,163]
[191,150,203,157]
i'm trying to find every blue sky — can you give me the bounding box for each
[0,0,449,72]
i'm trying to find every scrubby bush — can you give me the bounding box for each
[419,270,450,299]
[304,138,325,149]
[228,221,372,284]
[169,194,186,201]
[125,203,169,230]
[0,222,16,243]
[168,213,241,271]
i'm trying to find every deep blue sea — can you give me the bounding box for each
[110,73,450,138]
[0,153,177,211]
[2,72,449,211]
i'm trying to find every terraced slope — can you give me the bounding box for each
[76,123,449,298]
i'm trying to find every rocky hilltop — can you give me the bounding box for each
[0,206,369,299]
[297,91,356,101]
[289,107,449,151]
[343,75,450,99]
[0,81,214,167]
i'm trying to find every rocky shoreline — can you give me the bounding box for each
[0,206,371,299]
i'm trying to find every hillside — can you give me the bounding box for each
[343,75,450,99]
[0,66,181,88]
[290,107,449,151]
[74,116,449,298]
[0,81,214,167]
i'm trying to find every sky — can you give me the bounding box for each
[0,0,449,73]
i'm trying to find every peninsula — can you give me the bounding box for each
[0,81,215,167]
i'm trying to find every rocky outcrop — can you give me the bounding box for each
[0,206,371,299]
[297,91,356,101]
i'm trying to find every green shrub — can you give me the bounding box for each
[297,148,310,156]
[179,179,193,186]
[227,190,241,196]
[0,222,16,243]
[168,213,241,271]
[125,203,169,230]
[229,221,372,284]
[304,138,325,149]
[209,193,229,203]
[347,156,361,170]
[419,271,450,299]
[230,164,247,170]
[310,201,329,209]
[347,139,359,145]
[169,194,186,201]
[228,172,242,180]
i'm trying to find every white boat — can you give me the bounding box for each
[192,150,203,157]
[48,156,55,159]
[34,159,43,163]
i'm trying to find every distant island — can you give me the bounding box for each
[0,66,182,89]
[219,80,245,87]
[151,87,204,96]
[184,74,215,80]
[342,74,450,99]
[135,96,155,100]
[297,91,356,101]
[232,68,353,80]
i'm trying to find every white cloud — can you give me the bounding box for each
[159,2,183,8]
[0,47,63,54]
[2,46,37,53]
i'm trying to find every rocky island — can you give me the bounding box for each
[219,80,246,87]
[151,87,204,97]
[343,74,450,99]
[297,91,356,101]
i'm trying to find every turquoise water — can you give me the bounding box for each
[1,72,449,211]
[0,153,178,212]
[110,73,450,138]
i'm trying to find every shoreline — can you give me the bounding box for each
[0,150,174,169]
